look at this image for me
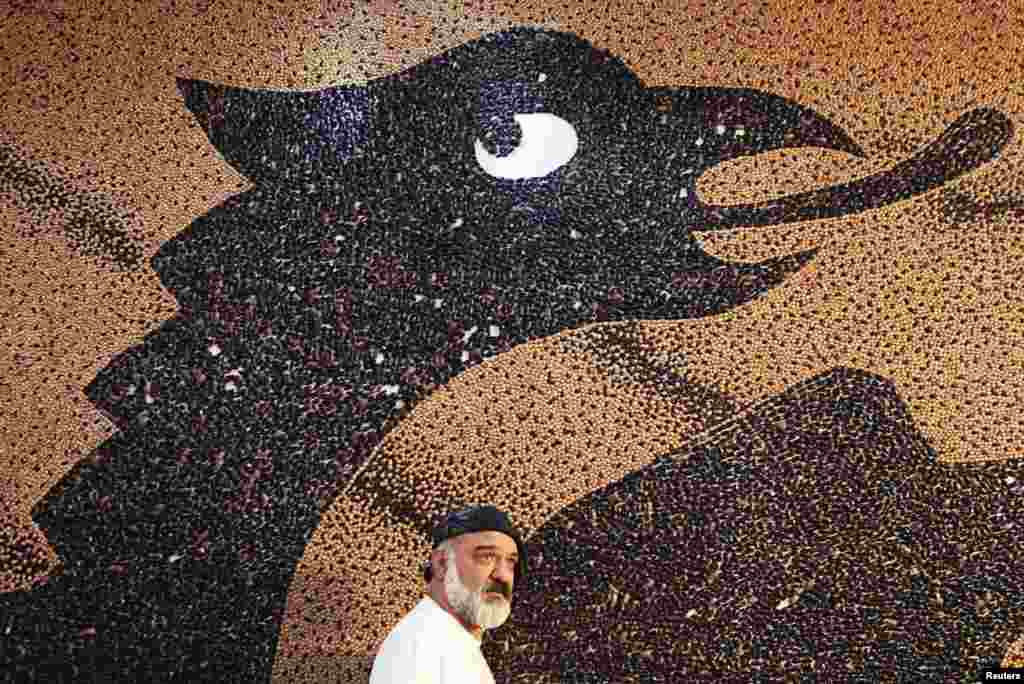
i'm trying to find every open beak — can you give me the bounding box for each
[699,108,1011,228]
[649,86,1012,229]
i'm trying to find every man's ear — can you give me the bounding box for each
[431,546,447,576]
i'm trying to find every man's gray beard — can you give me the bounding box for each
[443,546,512,631]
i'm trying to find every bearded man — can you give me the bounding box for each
[369,505,528,683]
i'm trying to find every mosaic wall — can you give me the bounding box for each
[2,1,1023,682]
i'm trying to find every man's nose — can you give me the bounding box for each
[492,563,515,589]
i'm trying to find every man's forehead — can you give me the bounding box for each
[456,530,518,554]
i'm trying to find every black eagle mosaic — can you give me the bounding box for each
[1,26,1021,683]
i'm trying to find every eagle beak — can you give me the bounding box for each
[649,85,864,162]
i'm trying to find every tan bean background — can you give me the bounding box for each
[2,0,1022,679]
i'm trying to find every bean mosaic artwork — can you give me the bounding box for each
[2,2,1023,682]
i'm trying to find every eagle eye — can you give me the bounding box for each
[474,113,579,180]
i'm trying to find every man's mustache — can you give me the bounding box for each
[483,583,511,599]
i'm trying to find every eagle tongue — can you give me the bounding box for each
[694,107,1012,229]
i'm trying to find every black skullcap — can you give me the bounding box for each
[423,504,528,583]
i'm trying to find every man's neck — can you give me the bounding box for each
[428,591,483,641]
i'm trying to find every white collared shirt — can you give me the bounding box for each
[369,595,497,684]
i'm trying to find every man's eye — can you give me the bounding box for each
[474,113,579,179]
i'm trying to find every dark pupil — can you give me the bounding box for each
[479,116,522,158]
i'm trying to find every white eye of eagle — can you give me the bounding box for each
[474,113,579,180]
